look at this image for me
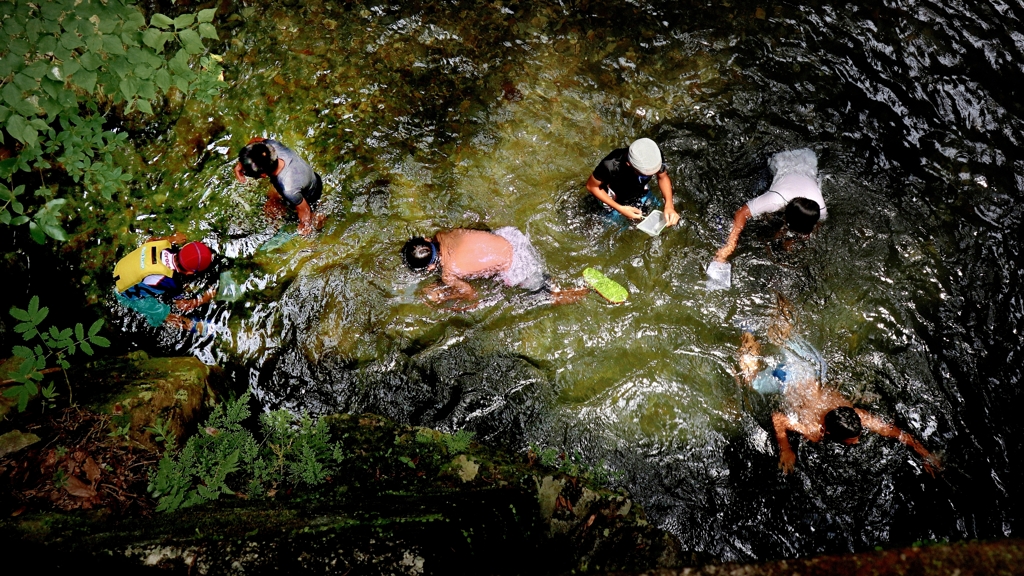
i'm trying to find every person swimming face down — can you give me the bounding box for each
[824,406,864,445]
[784,197,821,235]
[401,237,440,272]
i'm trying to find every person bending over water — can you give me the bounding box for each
[585,138,680,227]
[112,232,218,334]
[402,227,589,306]
[234,137,325,236]
[715,148,826,263]
[737,296,940,475]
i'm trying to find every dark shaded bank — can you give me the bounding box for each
[0,378,686,574]
[609,539,1024,576]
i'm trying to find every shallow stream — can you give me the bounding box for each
[101,0,1023,562]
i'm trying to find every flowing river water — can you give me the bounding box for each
[96,0,1022,562]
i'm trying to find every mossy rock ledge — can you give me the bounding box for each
[0,354,688,575]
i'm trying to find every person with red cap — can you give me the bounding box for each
[112,232,218,334]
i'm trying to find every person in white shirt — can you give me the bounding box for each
[715,148,826,263]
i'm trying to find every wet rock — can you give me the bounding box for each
[74,353,222,451]
[0,430,40,458]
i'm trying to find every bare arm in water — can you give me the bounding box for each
[856,409,942,475]
[715,205,751,263]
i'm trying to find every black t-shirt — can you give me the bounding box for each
[591,148,665,206]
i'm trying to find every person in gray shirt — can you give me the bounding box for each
[234,137,324,235]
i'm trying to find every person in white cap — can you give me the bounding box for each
[585,138,680,226]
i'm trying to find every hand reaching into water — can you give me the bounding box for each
[663,205,680,227]
[778,449,797,474]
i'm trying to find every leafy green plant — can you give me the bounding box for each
[441,429,475,455]
[4,295,109,412]
[53,468,69,489]
[145,417,177,450]
[0,0,225,243]
[528,443,621,486]
[107,418,131,442]
[149,392,344,512]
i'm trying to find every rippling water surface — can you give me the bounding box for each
[105,0,1023,561]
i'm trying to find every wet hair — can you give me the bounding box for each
[824,407,863,442]
[784,197,821,235]
[401,237,438,271]
[238,142,277,177]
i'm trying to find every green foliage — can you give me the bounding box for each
[53,468,69,489]
[149,392,345,513]
[107,416,131,442]
[0,0,225,243]
[3,295,109,412]
[145,417,177,450]
[528,443,621,486]
[441,429,475,455]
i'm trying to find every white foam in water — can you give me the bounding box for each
[706,261,731,290]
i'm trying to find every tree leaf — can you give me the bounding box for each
[85,33,103,53]
[142,27,164,51]
[134,62,154,80]
[197,8,217,23]
[88,318,104,337]
[61,32,84,50]
[198,23,218,40]
[136,99,153,114]
[78,51,102,72]
[153,68,171,93]
[102,34,125,55]
[12,345,34,359]
[5,114,28,144]
[28,220,45,242]
[119,77,139,100]
[9,303,29,319]
[126,10,147,30]
[151,14,173,29]
[90,335,110,348]
[13,73,38,92]
[13,97,39,118]
[80,341,94,356]
[173,13,195,29]
[42,222,68,241]
[179,29,204,55]
[40,2,63,21]
[23,60,50,80]
[73,70,97,93]
[75,323,85,341]
[1,84,22,109]
[37,35,57,54]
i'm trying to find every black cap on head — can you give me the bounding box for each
[824,406,863,442]
[238,142,277,177]
[784,197,821,235]
[402,237,437,271]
